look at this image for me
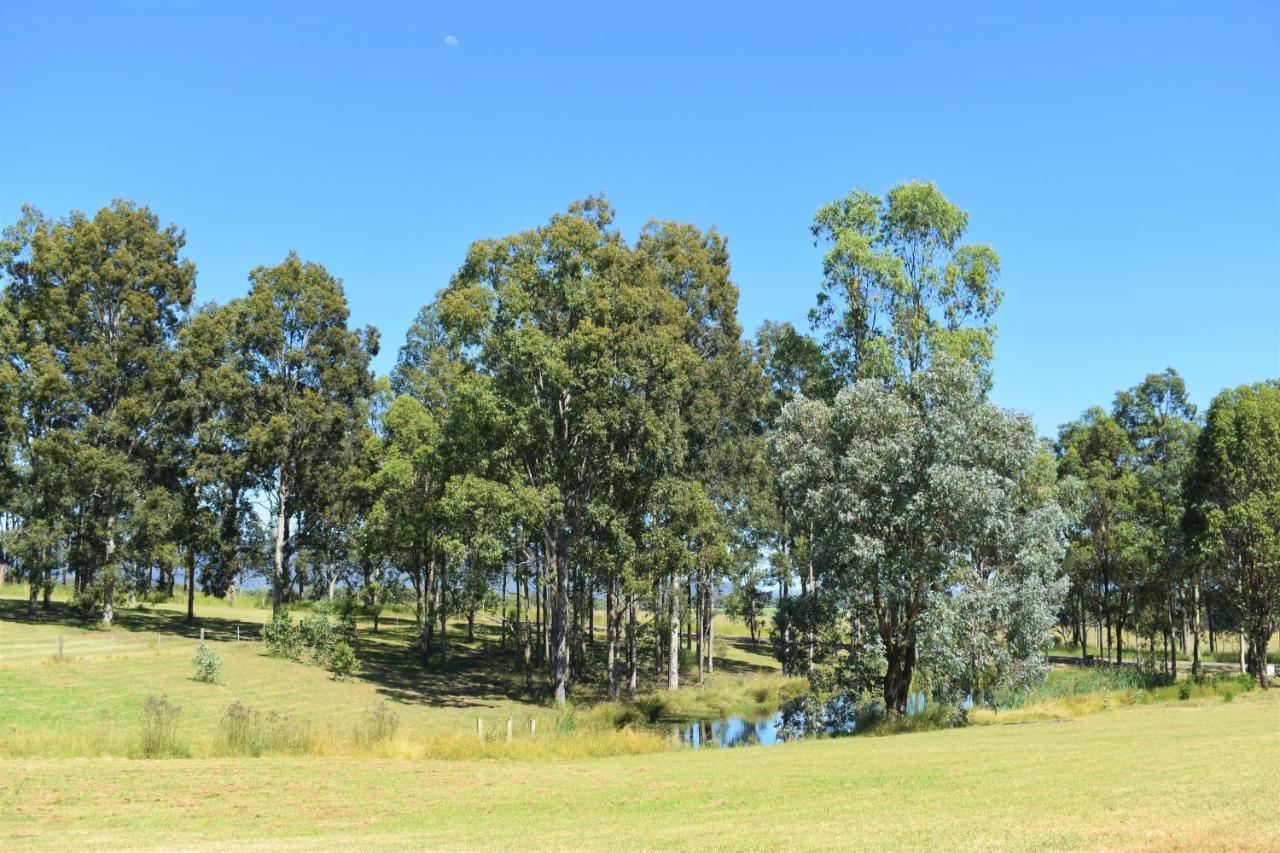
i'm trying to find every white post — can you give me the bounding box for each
[506,717,513,742]
[57,635,64,663]
[236,625,240,644]
[477,718,484,740]
[530,718,536,736]
[200,627,205,644]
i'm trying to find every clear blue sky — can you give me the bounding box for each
[2,1,1277,435]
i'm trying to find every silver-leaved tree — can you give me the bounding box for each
[769,357,1068,715]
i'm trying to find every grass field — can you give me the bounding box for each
[1,691,1276,850]
[2,585,1278,850]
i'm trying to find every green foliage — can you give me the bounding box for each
[138,695,183,758]
[328,641,357,679]
[261,612,304,660]
[1187,381,1280,686]
[191,644,223,684]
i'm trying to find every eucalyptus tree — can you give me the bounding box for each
[1187,381,1280,687]
[770,358,1067,714]
[638,220,762,681]
[436,197,698,703]
[230,252,377,615]
[1056,408,1145,664]
[1113,369,1199,672]
[809,181,1002,385]
[752,321,837,669]
[1,202,195,624]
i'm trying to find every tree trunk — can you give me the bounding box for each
[186,548,196,623]
[626,596,637,696]
[667,572,680,691]
[438,565,447,660]
[272,477,288,616]
[101,513,116,627]
[521,569,533,690]
[1191,582,1201,676]
[606,577,618,700]
[696,577,704,684]
[706,581,714,675]
[549,526,571,704]
[806,522,816,674]
[883,640,917,716]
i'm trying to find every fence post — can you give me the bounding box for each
[57,635,64,663]
[200,627,205,644]
[506,717,513,742]
[236,625,240,644]
[530,718,537,736]
[477,718,484,740]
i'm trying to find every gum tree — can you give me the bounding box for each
[1187,381,1280,687]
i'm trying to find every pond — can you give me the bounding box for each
[670,690,971,749]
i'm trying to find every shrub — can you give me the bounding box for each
[262,612,303,660]
[299,611,337,664]
[353,702,400,748]
[191,644,224,684]
[1221,688,1237,703]
[1177,682,1192,700]
[328,641,357,679]
[139,695,183,757]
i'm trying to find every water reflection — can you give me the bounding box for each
[671,690,972,749]
[670,713,784,749]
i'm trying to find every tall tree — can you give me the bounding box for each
[809,181,1001,385]
[770,358,1067,714]
[437,197,697,703]
[1056,408,1145,664]
[1114,369,1199,673]
[1187,381,1280,687]
[231,252,377,615]
[2,202,194,624]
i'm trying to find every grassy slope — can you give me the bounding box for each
[0,585,786,756]
[0,692,1275,850]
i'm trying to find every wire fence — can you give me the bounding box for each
[0,623,263,669]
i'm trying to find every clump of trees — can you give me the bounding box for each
[1056,372,1279,686]
[1,183,1275,714]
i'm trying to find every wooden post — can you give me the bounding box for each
[506,717,513,742]
[530,718,536,736]
[477,718,484,740]
[236,625,241,644]
[200,628,205,644]
[57,635,64,663]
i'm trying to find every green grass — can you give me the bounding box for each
[1,690,1276,849]
[0,584,788,761]
[4,584,1278,848]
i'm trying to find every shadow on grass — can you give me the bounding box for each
[0,594,267,643]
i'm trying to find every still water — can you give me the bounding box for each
[672,690,969,749]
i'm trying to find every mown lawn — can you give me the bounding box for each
[1,691,1276,850]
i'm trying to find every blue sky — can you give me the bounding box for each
[2,1,1277,435]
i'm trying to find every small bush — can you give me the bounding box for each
[1221,689,1237,703]
[139,695,183,757]
[262,612,303,660]
[299,611,337,664]
[353,702,400,748]
[328,641,357,679]
[1177,682,1192,700]
[191,644,223,684]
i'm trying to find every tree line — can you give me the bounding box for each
[1,184,1276,711]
